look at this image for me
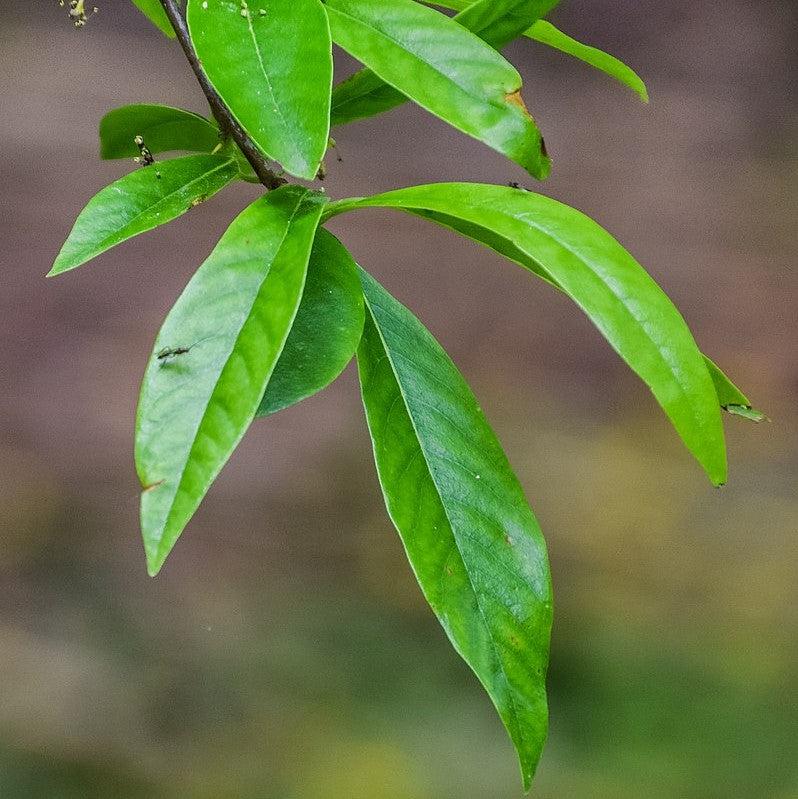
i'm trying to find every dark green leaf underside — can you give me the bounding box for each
[100,104,220,160]
[257,228,364,416]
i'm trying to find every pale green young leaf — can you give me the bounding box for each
[100,104,220,160]
[325,0,550,179]
[186,0,332,180]
[357,268,552,789]
[131,0,175,36]
[136,187,327,576]
[256,229,365,416]
[49,155,239,276]
[330,0,558,130]
[328,184,727,484]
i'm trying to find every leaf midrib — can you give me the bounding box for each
[242,9,305,168]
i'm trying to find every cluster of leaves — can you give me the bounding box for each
[51,0,762,788]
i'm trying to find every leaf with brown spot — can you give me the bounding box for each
[326,0,550,178]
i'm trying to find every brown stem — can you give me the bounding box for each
[158,0,286,190]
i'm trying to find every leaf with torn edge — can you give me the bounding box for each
[325,0,550,178]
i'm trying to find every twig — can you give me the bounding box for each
[158,0,286,190]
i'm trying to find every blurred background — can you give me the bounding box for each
[1,1,796,796]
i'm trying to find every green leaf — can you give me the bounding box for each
[49,155,239,276]
[328,183,727,485]
[439,0,559,49]
[325,0,550,179]
[131,0,175,37]
[526,20,648,102]
[100,104,221,160]
[330,0,558,130]
[357,267,552,789]
[256,228,365,416]
[136,187,327,576]
[409,214,750,427]
[186,0,333,180]
[704,356,766,422]
[426,2,648,101]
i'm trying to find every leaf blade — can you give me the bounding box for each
[187,0,333,180]
[131,0,175,37]
[325,0,550,178]
[50,155,239,276]
[330,0,558,128]
[526,20,648,102]
[357,268,552,788]
[329,183,727,484]
[136,187,327,575]
[256,229,364,416]
[100,104,220,160]
[426,2,648,101]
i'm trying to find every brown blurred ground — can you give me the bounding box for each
[1,2,796,797]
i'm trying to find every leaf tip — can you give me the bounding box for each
[47,259,68,278]
[709,463,728,488]
[144,533,169,577]
[146,558,162,578]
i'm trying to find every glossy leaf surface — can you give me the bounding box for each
[50,155,239,276]
[257,229,364,416]
[357,268,552,788]
[330,0,557,131]
[187,0,332,180]
[100,104,220,160]
[329,183,727,484]
[136,187,327,575]
[325,0,550,178]
[131,0,175,36]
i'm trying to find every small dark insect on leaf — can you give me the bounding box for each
[508,181,530,191]
[157,345,192,362]
[156,336,212,365]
